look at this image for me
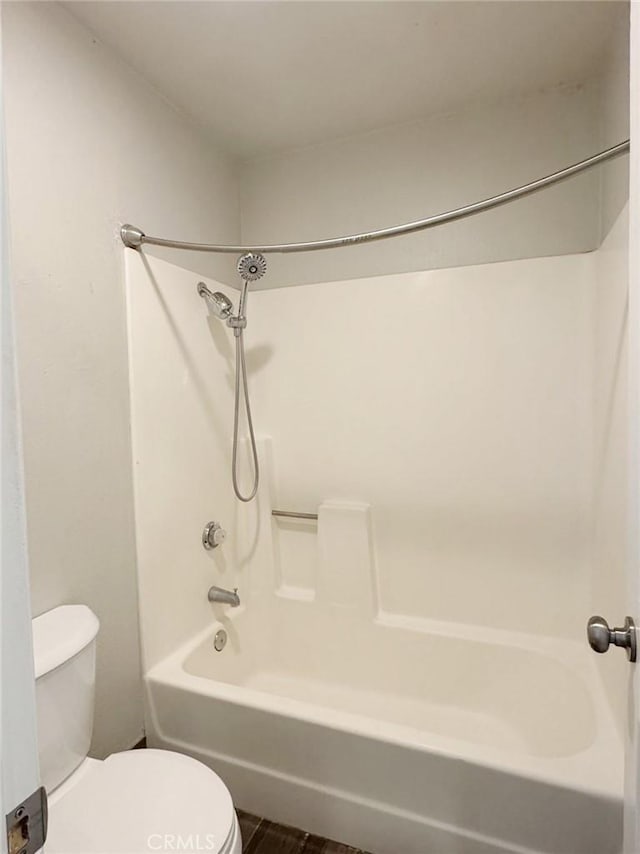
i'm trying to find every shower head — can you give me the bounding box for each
[237,253,267,282]
[197,283,234,319]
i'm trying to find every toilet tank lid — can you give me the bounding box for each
[32,606,99,679]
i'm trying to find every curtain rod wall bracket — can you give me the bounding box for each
[121,224,145,249]
[120,139,630,257]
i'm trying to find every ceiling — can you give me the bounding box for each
[65,1,626,161]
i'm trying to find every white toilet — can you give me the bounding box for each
[33,604,242,854]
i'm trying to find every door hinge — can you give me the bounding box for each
[5,786,47,854]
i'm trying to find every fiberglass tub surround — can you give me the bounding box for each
[142,475,621,854]
[126,227,626,854]
[147,607,620,854]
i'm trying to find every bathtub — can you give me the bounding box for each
[144,598,622,854]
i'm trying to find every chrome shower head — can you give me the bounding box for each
[237,253,267,282]
[197,283,234,319]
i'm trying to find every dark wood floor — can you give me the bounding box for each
[237,810,371,854]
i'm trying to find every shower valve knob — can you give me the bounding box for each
[202,521,226,550]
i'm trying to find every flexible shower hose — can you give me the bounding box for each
[231,281,259,502]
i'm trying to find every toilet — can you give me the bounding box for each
[33,605,242,854]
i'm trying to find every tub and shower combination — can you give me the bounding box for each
[144,566,621,854]
[125,140,629,854]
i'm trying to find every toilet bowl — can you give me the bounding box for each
[46,750,241,854]
[33,605,241,854]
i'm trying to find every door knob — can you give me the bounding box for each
[587,615,637,662]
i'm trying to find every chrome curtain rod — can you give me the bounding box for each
[121,140,630,256]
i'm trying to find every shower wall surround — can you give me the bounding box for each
[127,249,597,666]
[127,240,626,852]
[250,257,595,638]
[126,254,239,668]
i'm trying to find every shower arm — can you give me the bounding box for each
[121,140,629,256]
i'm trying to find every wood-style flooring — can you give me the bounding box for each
[237,810,372,854]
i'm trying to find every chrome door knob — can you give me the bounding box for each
[202,521,226,550]
[587,615,637,662]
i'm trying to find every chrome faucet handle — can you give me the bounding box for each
[202,521,226,550]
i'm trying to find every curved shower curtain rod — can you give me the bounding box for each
[121,139,630,256]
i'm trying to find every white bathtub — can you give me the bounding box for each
[144,599,622,854]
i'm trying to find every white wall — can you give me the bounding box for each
[1,19,41,815]
[3,1,240,757]
[598,6,630,241]
[240,82,603,289]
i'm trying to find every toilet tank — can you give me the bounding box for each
[32,605,100,792]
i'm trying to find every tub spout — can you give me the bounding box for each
[208,585,240,607]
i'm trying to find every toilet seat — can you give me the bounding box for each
[46,749,240,854]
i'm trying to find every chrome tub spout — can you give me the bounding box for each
[208,585,240,607]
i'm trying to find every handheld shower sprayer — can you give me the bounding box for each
[197,253,267,503]
[237,253,267,282]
